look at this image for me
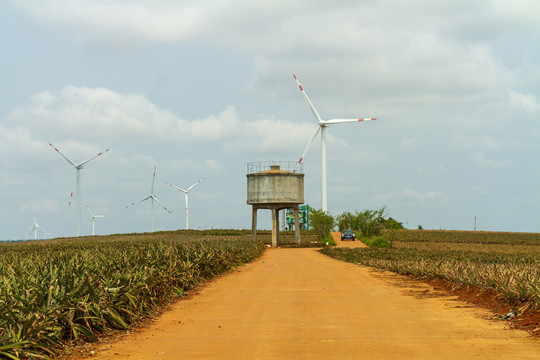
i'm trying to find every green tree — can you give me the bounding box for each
[336,206,404,237]
[380,217,404,230]
[309,209,335,240]
[356,208,384,237]
[336,211,356,231]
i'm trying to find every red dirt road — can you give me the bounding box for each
[85,242,538,359]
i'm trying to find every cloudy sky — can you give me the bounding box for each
[1,0,539,240]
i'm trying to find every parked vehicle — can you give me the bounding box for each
[341,229,355,241]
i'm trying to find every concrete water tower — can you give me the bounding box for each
[247,161,304,247]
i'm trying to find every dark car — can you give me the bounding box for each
[341,229,355,241]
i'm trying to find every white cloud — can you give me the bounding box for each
[224,116,316,154]
[402,188,447,201]
[452,133,503,151]
[189,106,241,141]
[373,187,448,204]
[19,198,58,213]
[508,90,540,112]
[470,151,511,167]
[4,86,322,157]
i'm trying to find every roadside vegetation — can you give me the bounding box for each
[309,206,402,247]
[0,232,265,359]
[321,230,540,327]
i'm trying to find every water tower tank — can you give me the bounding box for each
[247,163,304,205]
[247,162,304,247]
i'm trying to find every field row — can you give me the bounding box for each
[387,229,540,244]
[0,238,264,359]
[320,246,540,307]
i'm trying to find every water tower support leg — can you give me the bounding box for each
[251,207,257,242]
[294,207,300,244]
[276,210,280,245]
[271,208,278,247]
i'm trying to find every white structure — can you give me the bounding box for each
[166,177,204,230]
[126,166,171,232]
[293,74,376,212]
[26,215,47,240]
[85,205,106,236]
[49,143,109,236]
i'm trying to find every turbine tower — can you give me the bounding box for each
[85,205,106,236]
[49,143,109,236]
[166,177,204,230]
[126,166,171,232]
[293,74,376,212]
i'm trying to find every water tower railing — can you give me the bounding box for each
[247,161,303,175]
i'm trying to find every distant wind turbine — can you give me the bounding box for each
[85,205,106,236]
[166,177,204,230]
[126,166,171,232]
[49,143,109,236]
[293,74,376,212]
[26,215,47,241]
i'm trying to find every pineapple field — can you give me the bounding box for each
[0,231,268,359]
[322,230,540,331]
[0,229,538,359]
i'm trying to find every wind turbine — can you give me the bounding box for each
[166,177,204,230]
[126,166,171,232]
[49,143,109,236]
[26,215,47,241]
[293,74,376,212]
[85,205,106,236]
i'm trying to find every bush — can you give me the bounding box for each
[361,236,392,248]
[336,207,404,237]
[309,209,335,240]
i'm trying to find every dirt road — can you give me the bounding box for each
[86,241,538,359]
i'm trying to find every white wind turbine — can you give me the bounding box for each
[49,143,109,236]
[26,215,47,241]
[293,74,376,212]
[126,166,171,232]
[85,205,106,236]
[166,177,204,230]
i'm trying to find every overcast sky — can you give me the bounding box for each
[1,0,539,240]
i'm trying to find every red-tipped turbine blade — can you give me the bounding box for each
[49,143,77,167]
[79,148,110,167]
[293,74,323,123]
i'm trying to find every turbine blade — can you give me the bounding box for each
[297,126,321,165]
[166,182,187,193]
[85,219,92,232]
[86,204,94,216]
[152,196,172,214]
[49,143,77,167]
[324,118,377,125]
[151,166,157,193]
[78,148,110,167]
[293,74,323,122]
[187,177,204,192]
[126,196,150,208]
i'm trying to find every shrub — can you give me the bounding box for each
[309,209,335,240]
[362,236,392,248]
